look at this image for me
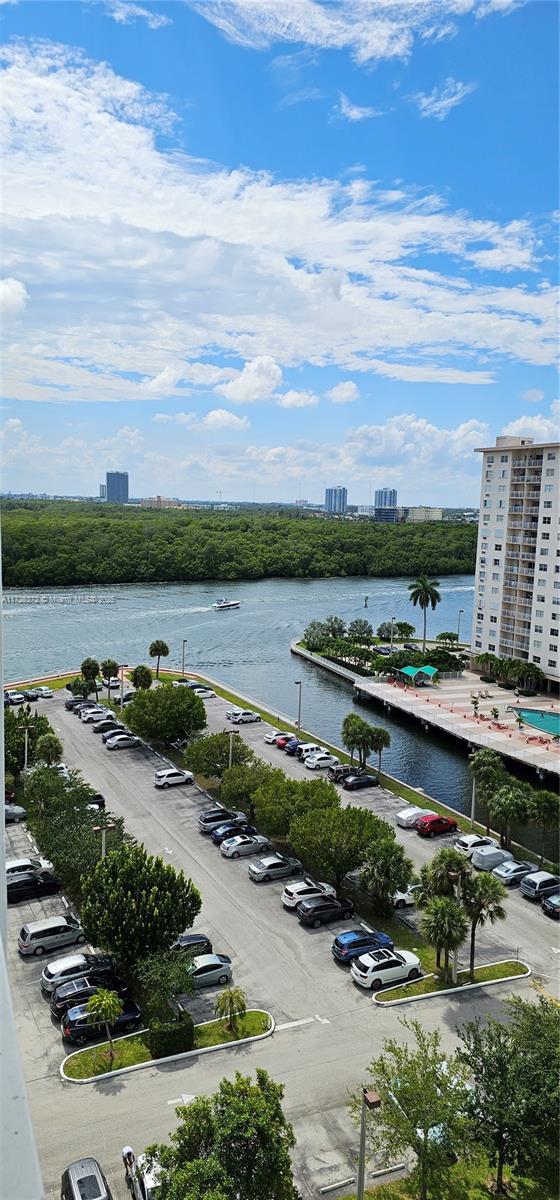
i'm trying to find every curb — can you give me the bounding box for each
[372,961,531,1007]
[60,1011,275,1084]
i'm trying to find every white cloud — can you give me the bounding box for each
[189,1,523,66]
[277,390,319,408]
[200,408,250,429]
[152,412,173,423]
[326,381,359,404]
[217,356,282,404]
[103,2,172,28]
[0,277,28,316]
[410,77,477,120]
[518,388,544,404]
[333,92,382,122]
[502,401,559,443]
[279,86,325,108]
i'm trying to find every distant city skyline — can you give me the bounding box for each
[325,486,348,515]
[0,2,557,503]
[375,488,398,509]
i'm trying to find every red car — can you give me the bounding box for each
[274,734,293,749]
[416,814,458,838]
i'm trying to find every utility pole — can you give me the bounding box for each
[390,616,395,652]
[457,607,464,646]
[295,680,302,729]
[357,1089,381,1200]
[182,639,187,679]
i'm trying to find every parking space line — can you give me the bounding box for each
[275,1016,315,1031]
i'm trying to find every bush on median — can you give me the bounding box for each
[148,1013,195,1058]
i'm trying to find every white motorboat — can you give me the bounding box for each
[212,598,240,610]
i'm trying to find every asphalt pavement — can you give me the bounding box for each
[6,688,558,1199]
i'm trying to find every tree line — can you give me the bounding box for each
[2,501,477,586]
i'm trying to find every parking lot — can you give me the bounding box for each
[7,687,557,1198]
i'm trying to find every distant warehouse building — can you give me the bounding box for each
[140,496,182,509]
[404,506,443,522]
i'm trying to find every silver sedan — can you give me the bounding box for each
[220,833,271,859]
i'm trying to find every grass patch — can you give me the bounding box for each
[338,1154,558,1199]
[63,1010,271,1079]
[374,959,528,1003]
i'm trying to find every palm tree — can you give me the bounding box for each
[529,789,560,868]
[81,657,100,699]
[100,658,119,701]
[214,984,247,1034]
[149,640,170,679]
[488,782,531,851]
[368,727,391,775]
[35,732,64,766]
[469,748,507,836]
[475,652,499,681]
[341,714,362,763]
[86,989,124,1068]
[131,664,153,690]
[421,897,468,984]
[407,576,441,653]
[462,874,507,982]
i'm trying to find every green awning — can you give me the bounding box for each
[396,665,439,680]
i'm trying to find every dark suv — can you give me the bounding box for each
[62,1000,142,1044]
[296,896,353,928]
[327,764,363,783]
[172,932,213,955]
[331,928,394,963]
[51,975,129,1020]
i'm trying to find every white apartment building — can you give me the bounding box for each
[472,435,560,686]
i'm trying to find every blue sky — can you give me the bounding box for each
[1,0,558,503]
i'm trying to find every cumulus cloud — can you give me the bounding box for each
[103,2,172,28]
[332,92,382,122]
[217,356,282,404]
[410,77,477,120]
[502,401,559,443]
[199,408,250,429]
[518,388,545,404]
[0,277,28,316]
[326,381,359,404]
[277,390,319,408]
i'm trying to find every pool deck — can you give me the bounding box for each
[291,643,560,777]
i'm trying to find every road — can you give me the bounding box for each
[7,689,558,1199]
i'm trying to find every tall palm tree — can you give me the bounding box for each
[341,714,362,763]
[529,789,560,868]
[149,640,170,679]
[407,576,441,653]
[368,727,391,775]
[35,732,64,766]
[101,658,119,701]
[86,989,124,1068]
[462,874,507,982]
[421,897,468,984]
[488,782,531,851]
[469,747,507,836]
[214,985,247,1034]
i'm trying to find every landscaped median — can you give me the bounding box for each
[61,1009,273,1083]
[373,959,530,1006]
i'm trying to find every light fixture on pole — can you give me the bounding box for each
[457,608,464,646]
[182,639,188,679]
[118,664,128,708]
[357,1088,381,1200]
[390,616,396,652]
[93,820,116,859]
[294,680,302,729]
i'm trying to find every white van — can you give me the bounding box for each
[296,743,324,760]
[471,846,514,872]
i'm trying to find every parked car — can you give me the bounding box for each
[331,928,394,963]
[101,726,129,743]
[281,878,336,909]
[454,834,499,858]
[114,691,136,705]
[210,821,257,845]
[34,686,53,698]
[263,728,281,744]
[296,743,323,760]
[403,643,419,653]
[350,948,421,990]
[248,854,303,883]
[105,733,141,750]
[40,952,115,993]
[198,808,245,833]
[6,854,53,876]
[274,734,294,750]
[416,814,458,838]
[22,689,40,702]
[191,688,216,699]
[187,953,232,988]
[64,697,83,710]
[92,718,123,734]
[471,846,514,871]
[61,1159,113,1200]
[80,707,109,723]
[296,896,354,927]
[230,710,261,724]
[154,767,194,789]
[377,647,393,656]
[52,762,70,780]
[396,806,438,829]
[172,931,213,955]
[542,892,560,920]
[88,793,105,810]
[305,751,339,771]
[4,803,27,824]
[4,690,25,705]
[51,975,129,1019]
[519,871,560,901]
[220,833,271,859]
[393,884,421,909]
[328,764,363,783]
[74,703,101,717]
[7,870,61,903]
[342,774,379,791]
[284,738,302,756]
[102,677,121,690]
[491,860,536,887]
[19,914,86,959]
[62,999,142,1044]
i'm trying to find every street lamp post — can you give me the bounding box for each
[294,680,302,729]
[228,729,235,768]
[93,821,115,859]
[118,664,128,708]
[182,639,187,679]
[390,616,396,653]
[448,869,462,984]
[457,608,464,647]
[357,1088,381,1200]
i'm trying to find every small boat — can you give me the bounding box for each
[212,598,240,610]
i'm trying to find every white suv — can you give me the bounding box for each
[350,948,421,990]
[154,768,194,789]
[230,710,261,724]
[281,878,336,909]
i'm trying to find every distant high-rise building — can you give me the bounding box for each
[374,488,398,508]
[374,507,398,523]
[106,471,129,504]
[99,483,106,499]
[325,486,348,514]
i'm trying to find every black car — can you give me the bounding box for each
[7,870,61,904]
[376,647,393,656]
[172,931,213,955]
[210,821,257,845]
[64,697,83,710]
[92,719,123,734]
[331,928,394,963]
[87,793,106,809]
[114,692,136,706]
[50,974,129,1020]
[542,893,560,920]
[22,689,40,702]
[296,896,353,928]
[341,774,379,791]
[101,726,128,743]
[403,643,419,653]
[62,1000,142,1044]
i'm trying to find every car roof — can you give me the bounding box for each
[258,855,283,865]
[45,953,86,970]
[474,844,501,855]
[23,917,72,934]
[525,871,557,882]
[300,895,336,908]
[191,954,222,968]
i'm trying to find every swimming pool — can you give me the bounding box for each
[514,708,560,738]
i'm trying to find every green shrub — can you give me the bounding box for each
[148,1014,194,1059]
